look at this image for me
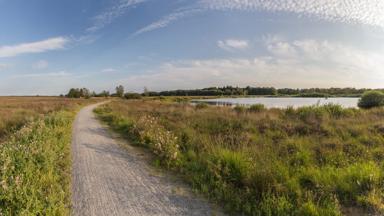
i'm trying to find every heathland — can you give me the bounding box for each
[0,97,98,215]
[96,99,384,216]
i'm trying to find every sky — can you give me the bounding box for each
[0,0,384,95]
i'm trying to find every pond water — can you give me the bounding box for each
[192,97,360,108]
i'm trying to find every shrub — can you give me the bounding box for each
[249,104,265,112]
[358,91,384,109]
[124,93,142,100]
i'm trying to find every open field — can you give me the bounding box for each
[0,97,99,139]
[96,99,384,216]
[0,97,99,215]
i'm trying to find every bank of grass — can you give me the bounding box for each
[0,97,95,139]
[0,97,98,215]
[95,99,384,215]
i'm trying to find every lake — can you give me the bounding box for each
[192,97,360,108]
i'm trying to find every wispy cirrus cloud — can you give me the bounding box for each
[87,0,148,32]
[133,8,201,36]
[136,0,384,35]
[0,37,69,58]
[200,0,384,28]
[218,39,249,51]
[11,71,71,79]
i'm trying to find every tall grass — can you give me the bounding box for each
[96,100,384,215]
[0,97,95,139]
[0,97,97,215]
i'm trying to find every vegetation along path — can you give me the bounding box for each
[71,103,217,216]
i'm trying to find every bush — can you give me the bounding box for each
[358,91,384,109]
[124,93,142,100]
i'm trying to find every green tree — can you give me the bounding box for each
[115,85,124,98]
[98,90,110,97]
[66,88,81,98]
[66,88,92,98]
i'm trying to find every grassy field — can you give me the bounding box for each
[96,99,384,216]
[0,97,98,215]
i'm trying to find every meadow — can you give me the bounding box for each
[0,97,98,215]
[96,99,384,216]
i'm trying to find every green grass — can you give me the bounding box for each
[0,111,74,215]
[95,100,384,215]
[0,97,98,215]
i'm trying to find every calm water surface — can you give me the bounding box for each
[192,97,360,108]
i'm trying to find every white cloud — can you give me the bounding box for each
[12,71,71,79]
[217,39,249,51]
[118,38,384,90]
[87,0,148,32]
[199,0,384,28]
[33,60,49,69]
[0,37,69,58]
[102,68,117,73]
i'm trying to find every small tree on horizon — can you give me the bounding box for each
[143,87,150,97]
[115,85,124,98]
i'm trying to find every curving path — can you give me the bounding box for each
[71,103,219,216]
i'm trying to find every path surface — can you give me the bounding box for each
[71,103,219,216]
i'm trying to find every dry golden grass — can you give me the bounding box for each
[0,96,99,138]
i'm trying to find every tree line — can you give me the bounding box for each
[147,86,376,97]
[65,85,382,99]
[65,85,142,99]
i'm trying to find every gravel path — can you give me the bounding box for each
[71,103,219,216]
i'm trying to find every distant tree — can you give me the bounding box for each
[66,87,92,98]
[80,88,91,98]
[124,92,142,100]
[97,90,110,97]
[143,87,150,97]
[358,91,384,109]
[67,88,81,98]
[115,85,124,98]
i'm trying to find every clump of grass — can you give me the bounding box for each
[249,104,265,113]
[95,100,384,215]
[234,105,246,114]
[195,103,209,109]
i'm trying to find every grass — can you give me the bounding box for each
[95,99,384,216]
[0,97,98,215]
[0,97,96,139]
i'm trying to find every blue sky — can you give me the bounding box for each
[0,0,384,95]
